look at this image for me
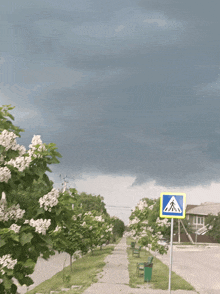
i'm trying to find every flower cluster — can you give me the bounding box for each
[54,225,61,232]
[7,155,32,172]
[156,217,170,227]
[9,224,21,233]
[147,226,154,233]
[0,130,18,151]
[142,220,149,225]
[155,231,163,239]
[129,217,139,226]
[0,254,17,275]
[94,216,104,222]
[0,167,11,183]
[105,225,113,232]
[28,135,46,158]
[39,188,59,212]
[81,221,87,227]
[84,212,92,216]
[136,200,148,211]
[0,204,25,222]
[27,218,51,235]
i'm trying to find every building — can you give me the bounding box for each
[186,202,220,233]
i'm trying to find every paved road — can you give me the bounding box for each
[83,237,197,294]
[16,251,70,294]
[155,244,220,294]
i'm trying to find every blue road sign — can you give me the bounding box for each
[160,192,186,219]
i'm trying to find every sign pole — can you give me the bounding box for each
[168,218,174,293]
[160,192,186,294]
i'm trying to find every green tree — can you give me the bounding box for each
[128,197,170,255]
[0,105,71,293]
[111,217,125,238]
[75,192,108,215]
[205,213,220,242]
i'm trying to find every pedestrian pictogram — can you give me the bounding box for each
[163,196,182,213]
[160,192,186,219]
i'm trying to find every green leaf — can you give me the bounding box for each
[11,233,19,242]
[39,234,53,246]
[3,276,12,290]
[23,259,36,269]
[0,239,6,247]
[20,276,34,286]
[20,232,33,246]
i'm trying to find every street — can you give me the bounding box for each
[16,251,70,294]
[155,244,220,294]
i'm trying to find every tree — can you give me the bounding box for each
[128,198,170,255]
[111,217,125,238]
[205,213,220,242]
[0,105,70,293]
[75,192,108,216]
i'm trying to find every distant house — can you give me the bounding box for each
[186,202,220,232]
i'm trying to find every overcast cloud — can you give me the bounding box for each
[1,0,220,223]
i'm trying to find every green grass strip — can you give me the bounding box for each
[126,238,195,291]
[26,246,115,294]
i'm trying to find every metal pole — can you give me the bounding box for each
[168,218,174,293]
[178,219,180,243]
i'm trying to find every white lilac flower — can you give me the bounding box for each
[17,145,26,156]
[84,212,91,216]
[28,135,46,158]
[156,217,170,227]
[95,216,104,222]
[89,226,93,230]
[129,217,139,226]
[81,221,86,227]
[0,204,25,222]
[54,225,61,232]
[7,155,32,172]
[148,205,154,210]
[9,224,21,233]
[137,200,148,211]
[0,254,17,273]
[0,167,11,183]
[0,130,18,151]
[142,220,149,225]
[39,188,59,211]
[29,218,51,235]
[147,226,154,232]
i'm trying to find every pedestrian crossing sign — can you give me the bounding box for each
[160,192,186,219]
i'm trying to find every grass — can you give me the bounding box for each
[126,238,195,291]
[26,245,115,294]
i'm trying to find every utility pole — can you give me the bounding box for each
[180,220,194,244]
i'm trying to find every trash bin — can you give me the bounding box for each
[144,262,153,282]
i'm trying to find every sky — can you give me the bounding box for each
[1,0,220,224]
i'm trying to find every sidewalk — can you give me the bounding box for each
[83,237,198,294]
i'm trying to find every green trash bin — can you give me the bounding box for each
[144,262,153,282]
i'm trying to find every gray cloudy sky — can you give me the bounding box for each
[1,0,220,223]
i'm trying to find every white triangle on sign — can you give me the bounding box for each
[163,196,182,213]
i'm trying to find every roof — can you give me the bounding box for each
[186,202,220,216]
[186,204,198,212]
